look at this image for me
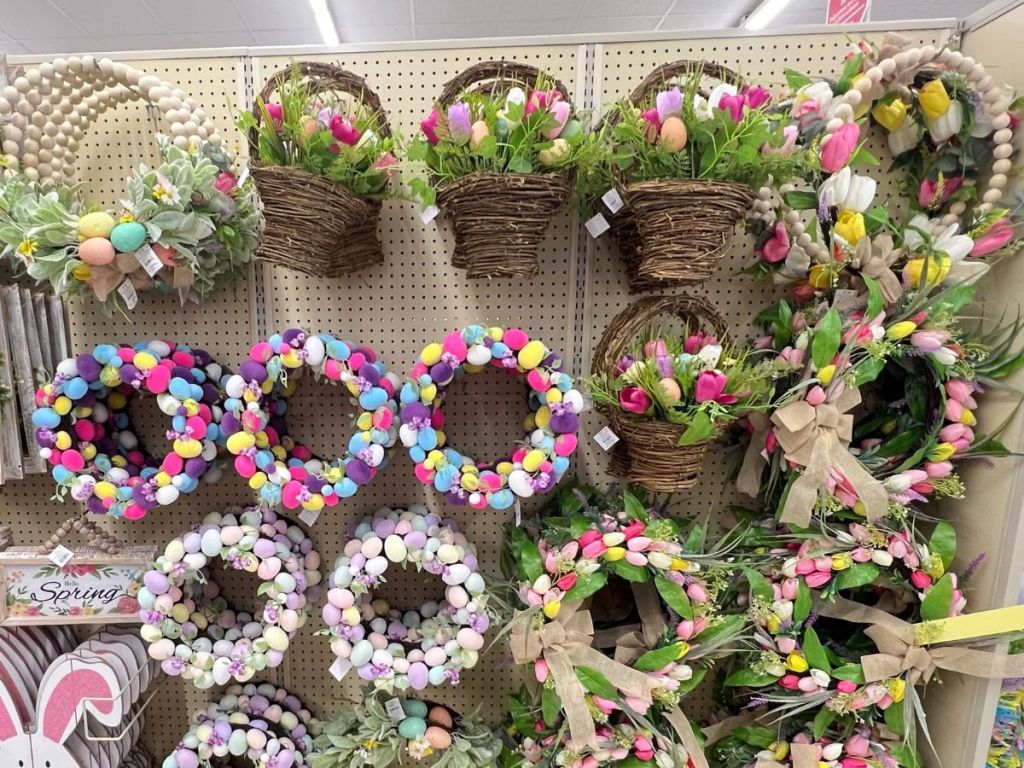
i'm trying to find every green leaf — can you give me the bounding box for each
[724,668,778,687]
[569,515,592,539]
[854,356,886,385]
[920,573,955,622]
[890,744,923,768]
[863,206,890,235]
[564,570,608,603]
[812,309,842,369]
[863,275,884,319]
[929,522,957,570]
[744,568,774,604]
[849,143,880,167]
[678,410,716,446]
[833,562,880,590]
[577,666,617,699]
[610,560,649,583]
[831,664,866,683]
[812,707,836,740]
[634,643,685,672]
[885,696,907,736]
[507,154,532,174]
[782,190,819,210]
[733,726,777,749]
[509,694,536,732]
[675,666,707,695]
[655,575,693,620]
[801,628,831,673]
[507,526,544,583]
[794,578,812,623]
[541,686,561,727]
[784,69,813,91]
[694,614,745,646]
[623,491,647,521]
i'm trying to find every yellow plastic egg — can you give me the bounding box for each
[133,351,157,370]
[81,445,97,460]
[517,340,546,370]
[53,396,72,415]
[496,461,514,475]
[523,414,537,430]
[174,438,203,458]
[487,327,503,341]
[522,450,545,473]
[107,391,128,410]
[54,432,72,450]
[535,406,551,429]
[248,472,267,489]
[227,432,256,454]
[659,116,688,152]
[78,211,116,239]
[420,343,443,366]
[94,481,116,499]
[356,412,373,431]
[545,388,562,404]
[154,471,171,487]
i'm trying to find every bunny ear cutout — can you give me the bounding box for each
[0,680,24,741]
[36,655,124,745]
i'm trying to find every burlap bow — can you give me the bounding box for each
[754,743,818,768]
[771,386,888,526]
[818,596,1024,686]
[852,234,904,305]
[736,412,773,499]
[87,254,193,303]
[510,601,660,748]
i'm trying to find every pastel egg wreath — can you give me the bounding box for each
[33,340,227,519]
[398,325,583,510]
[138,505,322,689]
[320,505,490,693]
[163,682,318,768]
[222,329,400,512]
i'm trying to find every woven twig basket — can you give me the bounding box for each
[602,60,753,289]
[249,62,391,278]
[592,294,728,492]
[434,60,573,279]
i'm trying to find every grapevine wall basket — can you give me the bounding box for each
[248,62,391,278]
[591,294,728,491]
[608,60,756,289]
[434,60,573,279]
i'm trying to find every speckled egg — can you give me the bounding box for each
[78,236,115,265]
[659,116,688,152]
[110,221,147,253]
[77,211,116,239]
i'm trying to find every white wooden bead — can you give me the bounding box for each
[833,103,854,121]
[172,135,190,149]
[38,148,52,163]
[949,200,967,216]
[844,89,862,107]
[0,98,10,116]
[992,158,1012,174]
[992,113,1011,131]
[37,101,53,116]
[50,157,63,170]
[36,162,51,177]
[4,125,20,142]
[16,100,33,116]
[55,128,70,143]
[784,210,800,224]
[113,62,128,81]
[48,91,62,105]
[52,58,69,76]
[98,58,114,76]
[906,49,921,67]
[2,86,17,102]
[1,140,18,155]
[39,135,54,150]
[197,125,209,139]
[81,55,97,72]
[797,233,812,246]
[25,91,41,107]
[170,122,187,137]
[25,125,41,141]
[22,167,38,182]
[138,74,160,91]
[63,165,75,179]
[983,188,1003,204]
[125,67,141,86]
[979,202,993,215]
[919,45,936,62]
[994,128,1013,144]
[157,96,179,111]
[893,52,909,70]
[14,77,30,94]
[989,173,1007,189]
[193,107,206,123]
[983,88,1003,104]
[853,76,873,93]
[67,139,78,151]
[25,70,41,88]
[879,58,896,77]
[67,56,83,72]
[946,51,963,67]
[149,84,171,101]
[21,152,37,167]
[183,120,198,135]
[171,88,187,100]
[824,117,844,133]
[208,132,222,147]
[85,95,99,109]
[957,56,976,74]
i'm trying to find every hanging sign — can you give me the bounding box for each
[826,0,870,23]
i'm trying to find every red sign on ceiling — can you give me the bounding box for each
[826,0,871,24]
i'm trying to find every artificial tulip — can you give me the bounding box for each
[818,166,876,212]
[447,102,473,145]
[888,118,920,156]
[761,222,791,263]
[971,217,1015,256]
[619,386,652,414]
[834,210,867,245]
[918,174,963,210]
[871,97,908,132]
[694,370,737,404]
[656,86,683,122]
[821,122,861,172]
[420,108,441,144]
[919,79,952,121]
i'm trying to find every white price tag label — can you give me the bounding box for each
[585,213,610,238]
[134,244,163,277]
[593,426,620,451]
[117,280,138,310]
[48,544,74,567]
[601,187,624,214]
[384,698,406,721]
[420,204,440,224]
[329,657,351,681]
[514,499,522,527]
[298,508,320,527]
[237,167,250,187]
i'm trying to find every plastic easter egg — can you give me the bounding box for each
[659,116,688,151]
[77,211,116,239]
[398,716,427,739]
[78,236,115,265]
[110,221,147,252]
[468,119,490,150]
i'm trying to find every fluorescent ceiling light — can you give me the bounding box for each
[743,0,794,30]
[309,0,340,45]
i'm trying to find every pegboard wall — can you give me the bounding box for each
[6,26,1003,764]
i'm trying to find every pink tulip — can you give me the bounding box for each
[780,578,799,600]
[718,92,746,121]
[910,570,933,589]
[777,636,797,654]
[841,759,868,768]
[686,582,709,603]
[544,100,571,140]
[944,398,963,422]
[945,379,974,402]
[526,89,561,115]
[265,102,283,125]
[695,370,737,404]
[684,331,717,354]
[918,175,963,210]
[844,734,871,756]
[837,680,858,694]
[676,619,697,640]
[644,339,668,358]
[821,122,861,172]
[622,520,645,539]
[762,124,798,156]
[972,217,1015,256]
[420,108,441,144]
[213,172,237,195]
[578,529,602,547]
[780,674,801,689]
[330,115,361,146]
[591,695,617,715]
[534,658,549,682]
[371,153,399,173]
[633,736,655,761]
[910,329,948,352]
[806,385,827,406]
[925,460,952,478]
[761,221,791,263]
[795,559,816,575]
[625,695,651,715]
[619,386,652,414]
[805,571,832,588]
[743,85,771,109]
[641,108,661,142]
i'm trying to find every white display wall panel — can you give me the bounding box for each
[11,27,1022,768]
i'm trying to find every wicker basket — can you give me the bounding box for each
[603,61,754,289]
[591,294,728,492]
[434,60,573,279]
[248,62,391,278]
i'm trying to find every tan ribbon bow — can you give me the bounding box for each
[736,412,773,499]
[510,602,660,748]
[771,386,888,526]
[754,743,818,768]
[818,596,1024,686]
[852,234,904,305]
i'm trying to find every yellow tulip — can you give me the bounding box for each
[960,408,977,427]
[918,79,951,122]
[872,98,908,132]
[543,600,561,619]
[808,264,834,289]
[904,255,951,287]
[72,264,92,281]
[604,546,626,561]
[928,442,956,462]
[817,364,836,385]
[785,652,809,673]
[887,677,906,703]
[886,321,917,340]
[834,210,866,245]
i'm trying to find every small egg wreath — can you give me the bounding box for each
[33,340,227,519]
[312,695,502,768]
[164,682,318,768]
[320,506,490,692]
[222,329,400,512]
[398,325,583,510]
[139,506,321,689]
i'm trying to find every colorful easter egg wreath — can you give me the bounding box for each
[222,329,400,512]
[319,505,491,693]
[398,325,582,510]
[138,506,321,689]
[33,340,227,519]
[163,682,318,768]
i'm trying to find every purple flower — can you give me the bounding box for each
[316,106,338,127]
[447,102,472,145]
[656,87,683,123]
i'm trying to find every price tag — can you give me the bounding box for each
[514,499,522,527]
[117,280,138,310]
[593,426,620,451]
[298,508,320,527]
[48,545,74,567]
[384,698,406,721]
[134,244,163,277]
[237,167,250,187]
[585,213,610,238]
[419,204,440,224]
[601,187,624,214]
[329,657,351,681]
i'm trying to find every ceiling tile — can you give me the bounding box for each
[330,0,412,27]
[88,30,256,51]
[410,0,501,24]
[56,0,163,35]
[583,0,675,18]
[16,36,94,55]
[661,10,745,28]
[252,28,322,45]
[494,19,579,35]
[0,0,86,39]
[0,40,28,54]
[236,0,318,30]
[498,0,585,20]
[414,20,507,38]
[574,14,662,32]
[147,0,246,33]
[341,24,417,42]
